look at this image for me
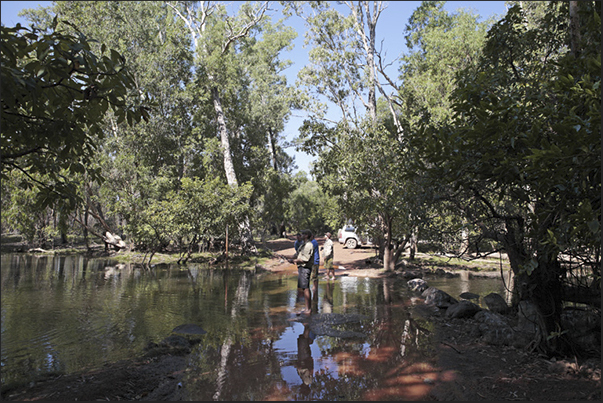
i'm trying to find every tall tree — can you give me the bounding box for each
[414,1,600,354]
[169,1,298,252]
[168,1,269,187]
[295,1,491,270]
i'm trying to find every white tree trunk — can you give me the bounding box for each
[212,87,239,187]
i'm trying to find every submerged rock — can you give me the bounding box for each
[172,324,207,335]
[307,313,369,339]
[459,292,480,301]
[407,278,429,292]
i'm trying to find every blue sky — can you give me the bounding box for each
[1,1,507,175]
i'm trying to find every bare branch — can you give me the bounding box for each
[221,1,270,54]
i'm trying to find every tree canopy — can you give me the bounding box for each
[1,1,600,356]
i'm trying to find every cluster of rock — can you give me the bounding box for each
[407,277,601,355]
[144,324,207,357]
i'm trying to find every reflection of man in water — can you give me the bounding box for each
[296,324,315,396]
[322,279,334,314]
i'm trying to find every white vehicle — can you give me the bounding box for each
[337,225,373,249]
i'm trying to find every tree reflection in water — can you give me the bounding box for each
[2,255,504,400]
[184,276,440,401]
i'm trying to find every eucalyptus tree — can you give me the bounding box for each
[168,1,298,251]
[395,1,495,254]
[294,1,488,270]
[414,1,600,355]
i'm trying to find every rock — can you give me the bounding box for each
[407,278,429,293]
[560,308,601,355]
[422,287,458,309]
[459,292,480,301]
[514,300,546,348]
[172,323,207,336]
[144,335,191,357]
[104,231,126,249]
[308,313,369,338]
[445,300,481,319]
[483,292,509,314]
[474,310,509,327]
[161,335,190,349]
[474,311,515,346]
[172,323,207,344]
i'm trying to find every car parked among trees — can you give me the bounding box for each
[337,225,373,249]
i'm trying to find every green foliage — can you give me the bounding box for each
[1,171,52,244]
[285,174,332,234]
[412,1,600,353]
[399,1,493,128]
[428,1,601,261]
[0,20,144,209]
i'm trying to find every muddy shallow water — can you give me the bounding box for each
[1,253,507,400]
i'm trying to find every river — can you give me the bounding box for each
[1,253,508,400]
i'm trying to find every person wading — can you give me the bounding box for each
[322,232,335,280]
[288,229,314,315]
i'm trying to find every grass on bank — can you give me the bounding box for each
[2,233,509,272]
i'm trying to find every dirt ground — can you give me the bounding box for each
[2,235,600,401]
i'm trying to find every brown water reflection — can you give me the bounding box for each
[1,254,506,400]
[183,285,440,401]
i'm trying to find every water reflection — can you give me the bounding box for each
[296,324,315,396]
[1,254,507,400]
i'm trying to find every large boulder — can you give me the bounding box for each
[474,310,515,346]
[483,292,509,314]
[407,278,429,293]
[422,287,458,309]
[446,300,481,319]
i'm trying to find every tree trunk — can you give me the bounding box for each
[569,1,581,57]
[382,216,396,271]
[212,87,239,187]
[83,209,89,250]
[409,229,417,260]
[502,216,570,355]
[267,127,278,171]
[211,86,256,253]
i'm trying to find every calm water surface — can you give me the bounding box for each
[1,253,507,400]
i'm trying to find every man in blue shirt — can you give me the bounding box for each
[309,233,320,296]
[293,233,303,255]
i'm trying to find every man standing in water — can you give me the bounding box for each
[309,232,320,294]
[288,229,314,315]
[322,232,335,280]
